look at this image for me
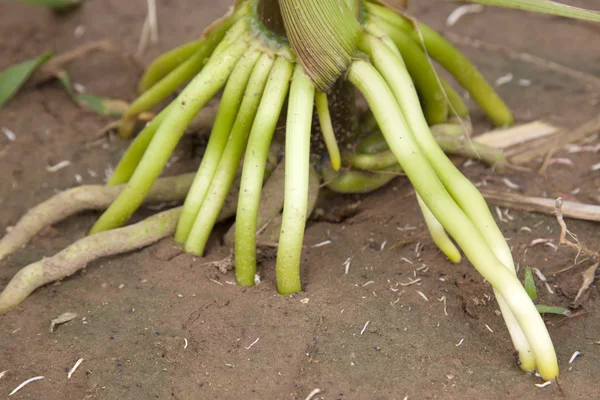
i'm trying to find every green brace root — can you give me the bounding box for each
[275,64,314,295]
[137,4,249,93]
[255,165,320,244]
[360,32,557,377]
[119,13,251,137]
[364,2,513,126]
[184,52,275,255]
[175,48,262,243]
[355,130,505,169]
[349,58,557,380]
[440,80,469,118]
[315,91,342,170]
[416,194,461,263]
[235,57,294,286]
[366,15,447,125]
[90,39,249,234]
[109,104,173,185]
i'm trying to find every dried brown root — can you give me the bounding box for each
[0,207,181,312]
[481,191,600,223]
[0,172,243,261]
[554,198,599,305]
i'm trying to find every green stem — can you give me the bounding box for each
[364,2,513,126]
[90,40,249,234]
[235,57,293,286]
[275,64,314,295]
[184,52,275,255]
[349,59,557,380]
[416,194,461,263]
[174,49,262,243]
[315,91,342,170]
[119,15,251,138]
[366,17,447,125]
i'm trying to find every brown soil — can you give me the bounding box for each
[1,1,600,399]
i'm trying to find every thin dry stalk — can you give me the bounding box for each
[481,191,600,223]
[475,121,559,150]
[511,116,600,165]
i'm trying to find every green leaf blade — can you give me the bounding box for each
[74,94,127,116]
[12,0,82,10]
[0,51,53,107]
[56,69,128,116]
[469,0,600,22]
[536,305,572,316]
[524,266,537,300]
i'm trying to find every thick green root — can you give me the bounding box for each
[137,6,247,93]
[364,2,513,127]
[416,194,461,263]
[175,48,263,243]
[184,52,275,255]
[224,160,287,248]
[120,4,251,137]
[91,39,248,234]
[324,167,401,194]
[362,32,540,373]
[315,91,342,170]
[234,57,294,286]
[366,15,447,125]
[275,64,314,295]
[350,35,557,378]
